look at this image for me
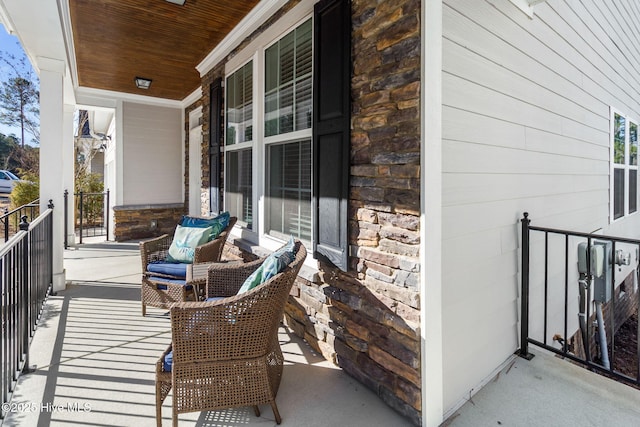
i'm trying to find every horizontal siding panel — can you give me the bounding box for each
[443,173,608,207]
[492,0,640,112]
[443,139,609,175]
[445,1,585,101]
[443,36,608,130]
[442,302,518,409]
[524,127,608,158]
[562,0,640,96]
[443,191,606,239]
[442,249,518,304]
[443,106,526,150]
[444,73,563,135]
[443,3,588,103]
[123,102,182,205]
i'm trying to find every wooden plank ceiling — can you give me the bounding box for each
[69,0,260,100]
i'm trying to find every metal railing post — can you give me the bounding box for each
[3,206,8,242]
[78,191,84,244]
[64,189,68,249]
[105,189,110,241]
[519,212,534,360]
[19,215,34,374]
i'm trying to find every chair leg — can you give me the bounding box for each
[270,401,282,424]
[253,405,260,417]
[155,383,162,427]
[142,302,146,316]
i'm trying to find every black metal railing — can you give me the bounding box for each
[0,202,54,420]
[0,199,39,242]
[64,189,109,248]
[520,212,640,387]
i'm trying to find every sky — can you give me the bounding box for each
[0,22,37,140]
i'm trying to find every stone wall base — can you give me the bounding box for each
[113,204,185,241]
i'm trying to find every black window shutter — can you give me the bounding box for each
[209,77,222,214]
[313,0,351,271]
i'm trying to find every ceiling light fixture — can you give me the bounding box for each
[165,0,186,5]
[134,77,152,90]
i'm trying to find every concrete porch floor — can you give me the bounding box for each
[2,241,413,427]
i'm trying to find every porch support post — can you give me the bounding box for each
[63,104,76,247]
[421,0,444,426]
[38,57,67,292]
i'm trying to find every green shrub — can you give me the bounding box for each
[10,172,39,210]
[75,172,104,226]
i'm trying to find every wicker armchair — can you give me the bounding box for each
[140,216,237,315]
[155,241,306,427]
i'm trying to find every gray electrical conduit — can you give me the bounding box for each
[595,301,610,370]
[578,277,610,369]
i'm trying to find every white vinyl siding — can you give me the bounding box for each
[442,0,640,415]
[122,102,182,205]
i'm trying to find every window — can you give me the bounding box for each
[221,0,350,270]
[264,19,313,242]
[225,61,253,228]
[611,109,638,221]
[267,139,312,241]
[224,17,312,244]
[264,19,313,137]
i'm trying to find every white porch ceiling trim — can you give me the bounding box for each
[0,0,16,34]
[57,0,79,90]
[182,86,203,108]
[196,0,288,77]
[75,86,183,109]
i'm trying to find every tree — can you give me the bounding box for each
[0,53,39,147]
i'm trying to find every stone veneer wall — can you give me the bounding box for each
[113,204,185,241]
[199,0,421,424]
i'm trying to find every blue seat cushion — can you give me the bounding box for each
[148,276,192,291]
[147,262,187,278]
[163,351,173,372]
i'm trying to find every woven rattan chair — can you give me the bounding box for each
[155,241,306,427]
[140,217,237,315]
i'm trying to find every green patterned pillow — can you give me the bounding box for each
[179,211,230,241]
[166,225,213,263]
[237,237,297,294]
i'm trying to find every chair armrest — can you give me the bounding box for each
[205,257,266,298]
[155,343,173,373]
[140,234,172,272]
[193,238,224,264]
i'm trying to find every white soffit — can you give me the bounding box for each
[0,0,76,104]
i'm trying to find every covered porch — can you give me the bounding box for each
[4,242,640,426]
[3,242,412,427]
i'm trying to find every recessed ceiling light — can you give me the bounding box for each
[134,77,152,90]
[166,0,186,5]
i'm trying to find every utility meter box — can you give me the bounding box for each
[577,240,612,303]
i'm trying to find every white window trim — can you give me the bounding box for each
[223,2,317,259]
[610,107,639,223]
